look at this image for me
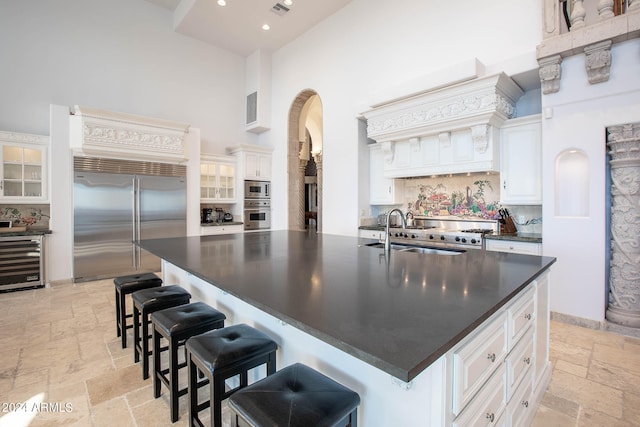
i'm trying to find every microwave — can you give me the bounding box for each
[245,180,270,199]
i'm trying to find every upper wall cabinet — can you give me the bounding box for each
[0,131,49,203]
[70,106,190,163]
[228,144,273,181]
[361,73,523,178]
[500,115,542,205]
[200,154,236,203]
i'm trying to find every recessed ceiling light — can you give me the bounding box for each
[262,24,270,31]
[283,0,293,5]
[217,0,226,5]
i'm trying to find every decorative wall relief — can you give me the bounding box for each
[404,174,501,219]
[0,205,50,228]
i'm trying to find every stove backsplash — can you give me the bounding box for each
[0,204,50,228]
[369,173,542,233]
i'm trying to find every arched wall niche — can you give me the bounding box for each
[554,148,590,217]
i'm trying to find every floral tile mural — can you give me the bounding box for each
[0,205,50,228]
[405,174,502,220]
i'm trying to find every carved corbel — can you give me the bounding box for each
[409,137,420,152]
[538,55,562,94]
[585,40,612,85]
[380,141,395,164]
[471,125,489,154]
[438,132,451,149]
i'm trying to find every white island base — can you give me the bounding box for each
[163,260,552,426]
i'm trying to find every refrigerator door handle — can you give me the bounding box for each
[133,177,140,269]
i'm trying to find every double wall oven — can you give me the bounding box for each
[244,180,271,230]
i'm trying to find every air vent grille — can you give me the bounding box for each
[246,92,258,124]
[74,157,186,177]
[271,3,290,16]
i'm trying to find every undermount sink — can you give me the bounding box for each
[362,242,464,255]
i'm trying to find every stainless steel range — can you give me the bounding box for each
[387,217,499,250]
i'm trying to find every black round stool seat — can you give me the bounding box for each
[131,285,191,379]
[151,302,226,423]
[228,363,360,427]
[113,272,162,349]
[185,323,278,427]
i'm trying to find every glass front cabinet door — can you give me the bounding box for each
[0,132,48,202]
[200,155,236,203]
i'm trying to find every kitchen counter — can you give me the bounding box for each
[200,221,243,227]
[485,232,542,243]
[138,230,555,382]
[0,229,52,237]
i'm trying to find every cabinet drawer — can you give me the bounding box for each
[200,225,243,235]
[452,311,508,415]
[508,286,536,349]
[358,229,385,241]
[453,365,506,427]
[506,326,534,399]
[485,239,541,255]
[506,366,534,427]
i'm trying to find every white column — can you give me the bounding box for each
[570,0,586,29]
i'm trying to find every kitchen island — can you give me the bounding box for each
[138,231,556,426]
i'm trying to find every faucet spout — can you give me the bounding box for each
[385,208,406,253]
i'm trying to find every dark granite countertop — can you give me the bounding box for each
[0,229,52,237]
[485,232,542,243]
[200,221,243,227]
[138,231,555,382]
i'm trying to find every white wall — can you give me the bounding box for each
[0,0,247,151]
[265,0,542,235]
[542,39,640,322]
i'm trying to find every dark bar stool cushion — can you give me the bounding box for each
[228,363,360,427]
[114,272,162,349]
[185,324,278,427]
[131,285,191,379]
[151,302,226,423]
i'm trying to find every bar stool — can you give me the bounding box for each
[185,323,278,427]
[151,302,227,422]
[114,272,162,348]
[132,285,192,379]
[228,363,361,427]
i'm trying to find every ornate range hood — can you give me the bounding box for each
[362,73,524,177]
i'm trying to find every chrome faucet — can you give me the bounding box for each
[385,208,406,253]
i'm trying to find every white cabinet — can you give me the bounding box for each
[227,145,273,182]
[200,155,236,203]
[448,270,550,427]
[485,239,542,256]
[500,115,542,205]
[0,132,48,203]
[358,228,386,241]
[369,143,404,205]
[200,224,243,235]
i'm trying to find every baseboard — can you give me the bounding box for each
[551,311,640,338]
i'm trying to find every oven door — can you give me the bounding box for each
[244,209,271,230]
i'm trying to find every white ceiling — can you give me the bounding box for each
[145,0,353,56]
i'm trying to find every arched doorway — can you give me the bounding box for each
[287,90,323,231]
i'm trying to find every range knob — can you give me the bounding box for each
[461,238,467,243]
[440,236,445,241]
[403,233,409,238]
[471,238,477,244]
[455,237,461,242]
[429,235,435,240]
[411,234,417,239]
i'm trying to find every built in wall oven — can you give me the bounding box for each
[244,198,271,230]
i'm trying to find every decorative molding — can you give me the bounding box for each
[538,55,562,94]
[0,130,48,145]
[362,73,522,143]
[72,106,190,163]
[584,40,612,84]
[471,125,489,154]
[606,122,640,328]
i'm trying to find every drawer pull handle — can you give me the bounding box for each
[523,357,531,365]
[487,353,496,363]
[524,313,532,320]
[521,400,529,408]
[486,412,495,422]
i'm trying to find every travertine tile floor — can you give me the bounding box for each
[0,279,639,426]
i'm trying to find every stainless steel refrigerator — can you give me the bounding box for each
[73,157,187,282]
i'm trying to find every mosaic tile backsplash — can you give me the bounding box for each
[404,174,502,219]
[0,205,50,228]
